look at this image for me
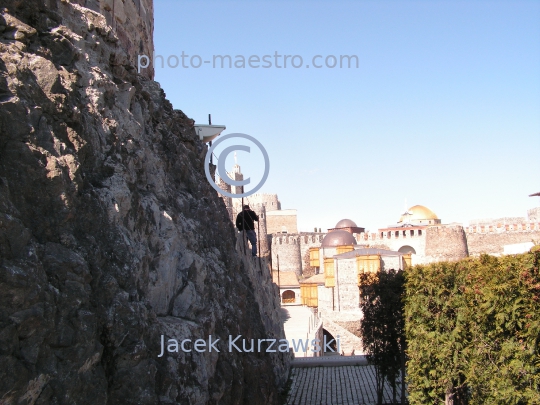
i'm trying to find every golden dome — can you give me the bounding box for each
[398,205,438,223]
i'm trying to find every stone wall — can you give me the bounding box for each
[465,223,540,256]
[271,234,302,275]
[266,210,298,234]
[321,315,363,355]
[335,258,360,312]
[298,232,326,277]
[317,284,334,313]
[380,255,403,270]
[0,2,289,404]
[244,193,281,212]
[424,225,469,263]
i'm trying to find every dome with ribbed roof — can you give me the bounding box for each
[321,230,356,247]
[335,219,357,228]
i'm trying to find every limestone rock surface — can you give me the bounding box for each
[0,1,290,404]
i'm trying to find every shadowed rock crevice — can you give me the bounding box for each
[0,1,289,404]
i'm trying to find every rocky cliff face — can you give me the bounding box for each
[0,1,289,404]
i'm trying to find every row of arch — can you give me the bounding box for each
[273,230,424,245]
[379,229,423,239]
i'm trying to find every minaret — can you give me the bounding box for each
[230,152,244,195]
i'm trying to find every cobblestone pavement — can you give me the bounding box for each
[285,365,404,405]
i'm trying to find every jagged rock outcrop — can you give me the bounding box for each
[0,1,290,404]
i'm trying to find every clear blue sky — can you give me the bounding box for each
[153,0,540,232]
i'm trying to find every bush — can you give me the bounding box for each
[405,249,540,404]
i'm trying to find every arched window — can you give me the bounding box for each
[395,231,399,238]
[398,245,416,254]
[418,230,422,236]
[282,290,296,304]
[387,232,391,238]
[410,230,414,236]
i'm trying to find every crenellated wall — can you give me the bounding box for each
[353,229,427,264]
[298,232,326,277]
[271,232,327,275]
[243,193,281,211]
[271,234,302,275]
[465,222,540,256]
[424,225,469,263]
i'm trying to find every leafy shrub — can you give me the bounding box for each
[405,249,540,404]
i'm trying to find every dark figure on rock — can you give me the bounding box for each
[236,205,259,256]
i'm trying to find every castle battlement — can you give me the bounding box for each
[271,233,326,245]
[466,223,540,233]
[241,193,281,211]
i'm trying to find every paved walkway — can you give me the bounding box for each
[281,305,314,343]
[292,355,368,368]
[285,365,405,405]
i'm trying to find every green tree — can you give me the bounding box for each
[405,249,540,404]
[359,269,407,404]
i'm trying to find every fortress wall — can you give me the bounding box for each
[266,210,297,234]
[298,232,326,277]
[465,223,540,256]
[469,217,526,226]
[271,234,302,275]
[353,230,427,262]
[71,0,155,79]
[424,225,469,263]
[244,193,281,211]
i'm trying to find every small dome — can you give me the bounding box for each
[399,205,438,223]
[335,219,357,228]
[321,230,357,247]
